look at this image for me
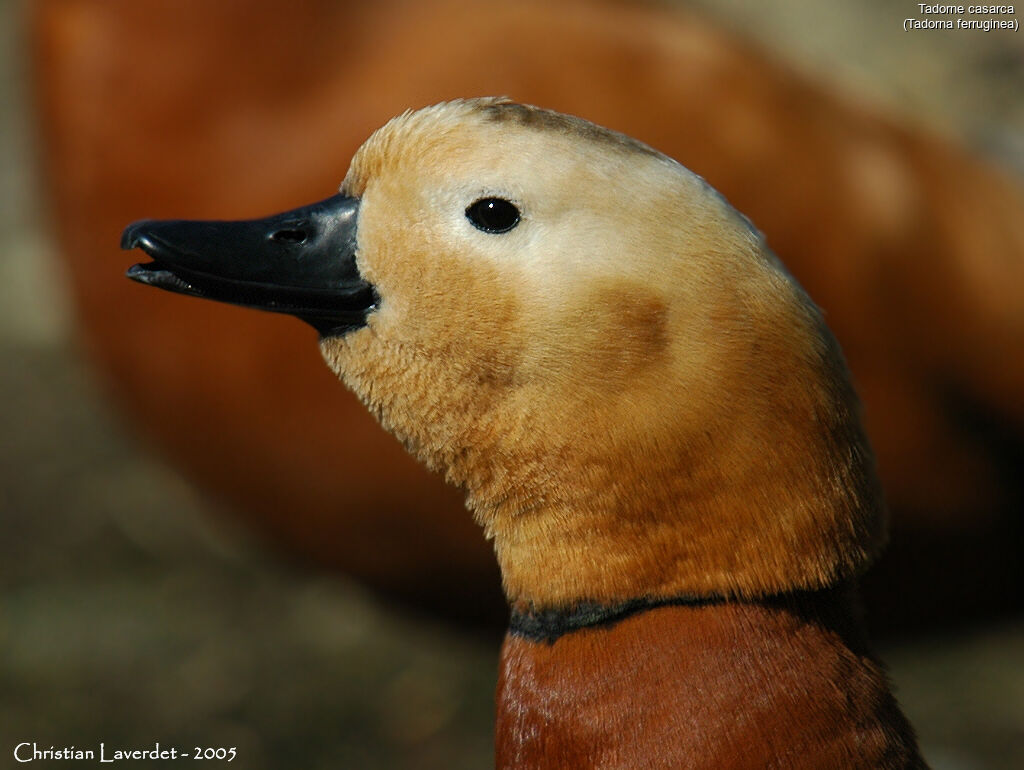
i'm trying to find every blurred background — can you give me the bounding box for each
[3,0,1023,767]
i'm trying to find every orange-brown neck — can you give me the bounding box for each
[480,346,886,608]
[497,590,927,769]
[326,308,887,609]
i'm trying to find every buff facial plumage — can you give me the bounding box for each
[319,98,885,610]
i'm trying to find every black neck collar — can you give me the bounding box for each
[509,594,727,644]
[508,585,861,645]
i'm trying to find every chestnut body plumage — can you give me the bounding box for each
[499,592,922,768]
[124,99,928,767]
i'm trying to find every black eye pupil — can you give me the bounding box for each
[466,197,520,234]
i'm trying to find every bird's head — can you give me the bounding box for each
[125,98,884,609]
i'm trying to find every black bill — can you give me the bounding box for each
[122,193,377,336]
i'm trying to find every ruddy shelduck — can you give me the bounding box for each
[123,98,927,768]
[46,0,1024,632]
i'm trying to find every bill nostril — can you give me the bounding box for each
[270,228,308,244]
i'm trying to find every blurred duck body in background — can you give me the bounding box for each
[30,0,1024,633]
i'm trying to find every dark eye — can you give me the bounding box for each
[466,197,520,234]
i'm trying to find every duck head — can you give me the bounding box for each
[125,98,885,611]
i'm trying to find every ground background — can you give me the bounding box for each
[2,1,1022,768]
